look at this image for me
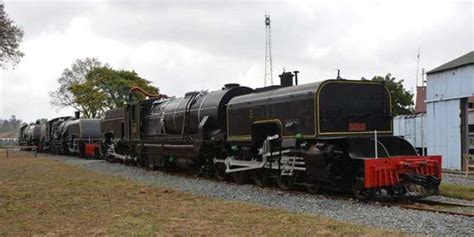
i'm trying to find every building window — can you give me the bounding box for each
[469,125,474,133]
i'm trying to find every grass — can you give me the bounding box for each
[440,183,474,200]
[0,152,400,236]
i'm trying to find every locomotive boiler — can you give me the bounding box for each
[102,84,253,168]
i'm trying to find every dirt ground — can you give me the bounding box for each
[0,150,399,236]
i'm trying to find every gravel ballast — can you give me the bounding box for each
[46,155,473,236]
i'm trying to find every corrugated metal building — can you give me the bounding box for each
[394,111,474,157]
[426,51,474,170]
[393,113,426,154]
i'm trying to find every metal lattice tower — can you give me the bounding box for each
[264,14,273,86]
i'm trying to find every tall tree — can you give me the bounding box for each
[68,67,161,117]
[52,63,161,118]
[362,73,414,115]
[0,3,24,68]
[84,67,160,109]
[49,58,104,117]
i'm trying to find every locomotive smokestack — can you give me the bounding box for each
[293,71,299,85]
[279,71,294,87]
[75,111,80,119]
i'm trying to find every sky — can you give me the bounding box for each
[0,0,472,122]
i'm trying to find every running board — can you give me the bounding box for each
[213,155,306,174]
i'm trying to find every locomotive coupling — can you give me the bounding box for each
[399,173,441,190]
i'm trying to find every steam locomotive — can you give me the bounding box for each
[18,122,41,147]
[19,114,102,157]
[97,72,442,199]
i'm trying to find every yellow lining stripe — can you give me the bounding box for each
[315,80,393,135]
[227,80,393,141]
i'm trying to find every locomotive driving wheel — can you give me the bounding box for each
[251,169,271,187]
[305,185,319,194]
[231,171,248,184]
[352,173,374,200]
[276,172,297,190]
[137,153,148,168]
[214,163,229,181]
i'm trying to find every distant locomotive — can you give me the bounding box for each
[18,122,41,147]
[29,113,102,157]
[100,72,442,199]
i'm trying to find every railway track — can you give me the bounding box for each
[388,199,474,218]
[12,150,474,218]
[203,168,474,218]
[168,169,474,218]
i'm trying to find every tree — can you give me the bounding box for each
[0,3,24,68]
[84,67,160,110]
[362,73,414,116]
[0,115,22,133]
[49,58,104,117]
[69,80,107,118]
[51,60,161,118]
[68,67,160,117]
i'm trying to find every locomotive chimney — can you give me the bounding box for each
[279,71,294,87]
[293,70,299,85]
[74,111,80,119]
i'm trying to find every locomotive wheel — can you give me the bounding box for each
[251,169,271,187]
[352,170,373,200]
[214,163,229,181]
[352,180,373,200]
[78,143,85,158]
[276,173,297,190]
[136,154,147,168]
[231,171,248,184]
[305,184,319,194]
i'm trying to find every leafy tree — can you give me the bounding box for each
[362,73,414,116]
[49,58,104,117]
[0,3,24,68]
[69,81,107,118]
[84,67,160,110]
[50,58,162,118]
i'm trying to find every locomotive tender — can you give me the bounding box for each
[101,72,442,199]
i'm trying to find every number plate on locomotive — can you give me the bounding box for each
[348,122,367,131]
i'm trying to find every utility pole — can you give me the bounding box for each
[264,14,273,86]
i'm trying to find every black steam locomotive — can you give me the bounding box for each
[18,122,41,147]
[21,114,102,157]
[100,72,441,199]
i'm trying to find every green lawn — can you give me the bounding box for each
[440,183,474,200]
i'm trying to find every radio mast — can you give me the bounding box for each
[416,48,420,86]
[264,14,273,86]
